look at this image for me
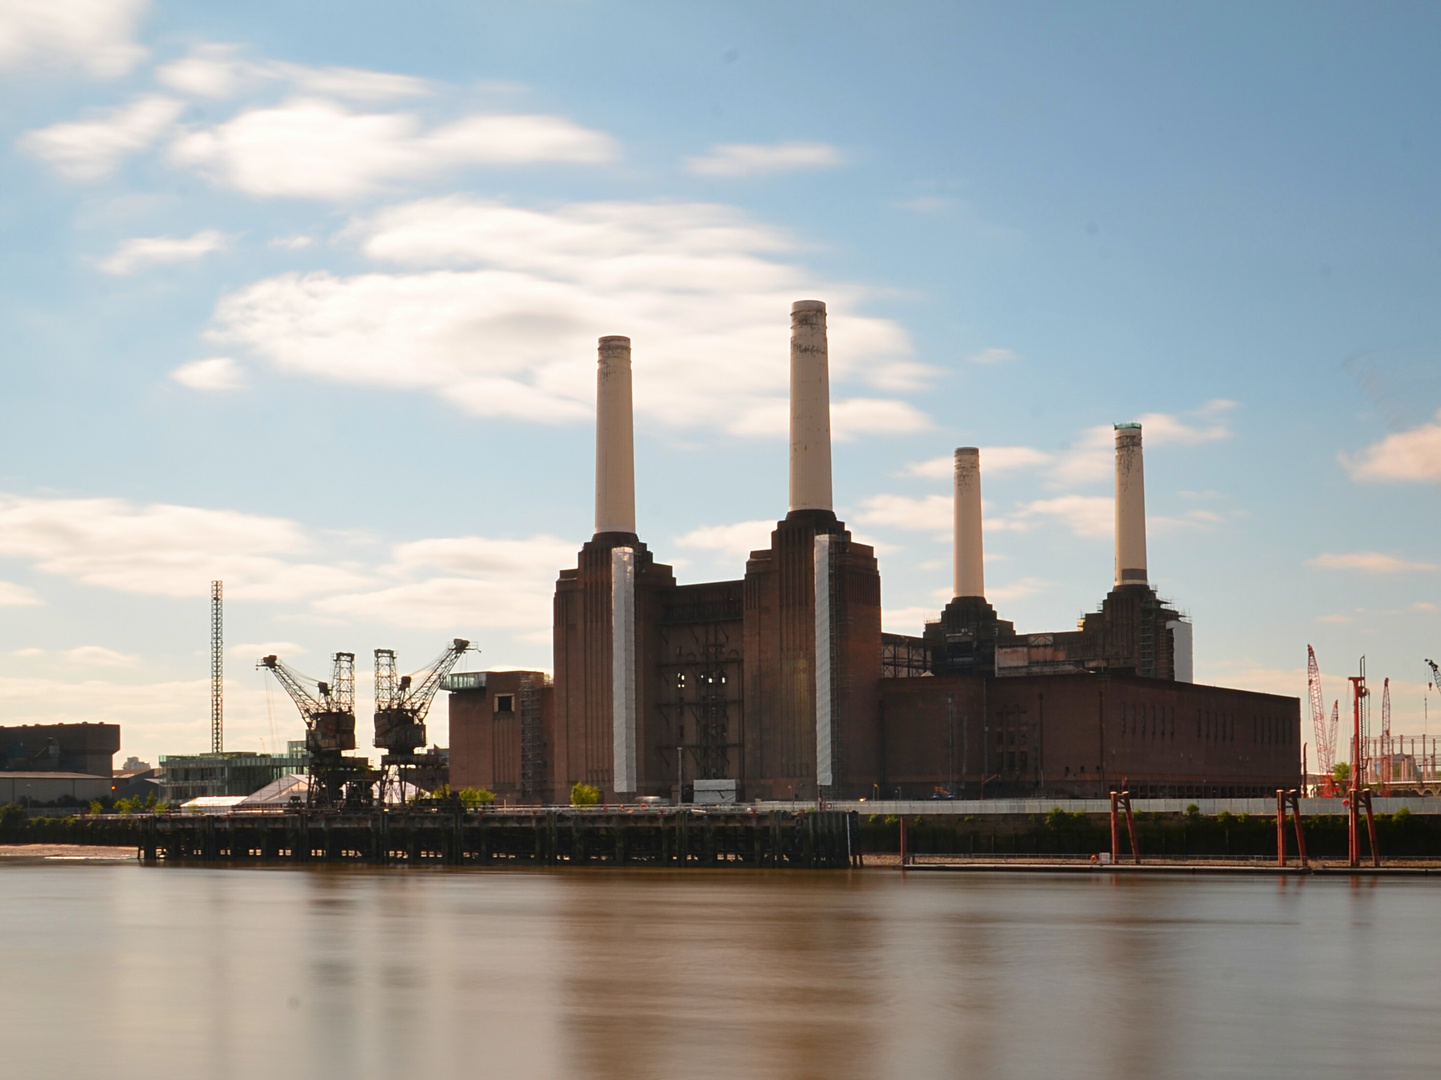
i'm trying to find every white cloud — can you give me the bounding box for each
[171,357,244,391]
[62,645,139,668]
[882,606,940,633]
[686,141,842,177]
[157,43,431,102]
[1008,495,1113,539]
[0,582,41,607]
[894,196,956,214]
[210,196,921,435]
[988,576,1052,603]
[0,492,369,600]
[97,228,231,275]
[0,0,147,77]
[673,520,776,562]
[1308,552,1437,574]
[317,535,577,631]
[169,99,618,199]
[20,95,183,180]
[900,445,1053,479]
[269,234,315,250]
[1135,407,1232,446]
[855,494,951,533]
[865,360,940,393]
[1341,409,1441,483]
[970,347,1018,365]
[230,641,306,660]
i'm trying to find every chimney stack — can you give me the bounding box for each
[595,336,636,537]
[953,447,984,599]
[788,300,833,514]
[1114,423,1147,586]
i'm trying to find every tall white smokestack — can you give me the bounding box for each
[1114,422,1147,586]
[953,447,984,599]
[595,336,636,536]
[788,300,833,514]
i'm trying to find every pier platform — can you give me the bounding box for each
[139,807,860,868]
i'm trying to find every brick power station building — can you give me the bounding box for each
[449,302,1300,803]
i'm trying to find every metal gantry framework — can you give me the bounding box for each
[373,639,471,801]
[259,651,370,808]
[211,580,224,754]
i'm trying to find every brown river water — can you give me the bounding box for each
[0,862,1435,1079]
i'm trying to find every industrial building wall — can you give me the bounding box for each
[553,539,676,803]
[878,675,1302,799]
[655,581,745,795]
[0,723,120,777]
[447,671,553,802]
[742,518,882,801]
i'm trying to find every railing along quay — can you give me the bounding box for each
[139,807,861,869]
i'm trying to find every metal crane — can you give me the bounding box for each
[373,638,471,801]
[1427,658,1440,690]
[1307,646,1333,786]
[1380,677,1392,795]
[259,651,373,808]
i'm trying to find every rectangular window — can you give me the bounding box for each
[494,694,514,713]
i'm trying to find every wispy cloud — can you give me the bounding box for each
[901,446,1052,479]
[171,357,244,391]
[20,95,183,180]
[0,0,148,78]
[157,43,432,101]
[212,196,922,436]
[1308,551,1437,574]
[673,520,776,562]
[98,228,231,275]
[970,346,1018,365]
[170,101,618,200]
[0,582,41,607]
[686,141,842,177]
[1340,409,1441,483]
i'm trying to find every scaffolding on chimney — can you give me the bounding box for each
[519,675,543,798]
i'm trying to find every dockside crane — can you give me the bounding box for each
[373,638,471,801]
[1307,646,1334,792]
[259,652,375,808]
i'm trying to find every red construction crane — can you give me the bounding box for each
[1380,677,1393,795]
[1307,646,1333,789]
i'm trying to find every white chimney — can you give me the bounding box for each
[595,336,636,536]
[953,447,984,599]
[1114,423,1147,586]
[788,300,833,513]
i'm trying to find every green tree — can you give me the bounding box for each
[458,786,496,809]
[570,782,601,807]
[1333,762,1351,783]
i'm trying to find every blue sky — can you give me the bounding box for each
[2,0,1438,767]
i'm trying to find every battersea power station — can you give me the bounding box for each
[449,301,1301,803]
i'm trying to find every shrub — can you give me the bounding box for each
[1185,803,1201,819]
[570,782,601,807]
[458,786,496,809]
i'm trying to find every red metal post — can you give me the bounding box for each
[1289,790,1308,865]
[1281,789,1289,865]
[1122,792,1140,865]
[1109,791,1119,864]
[899,815,908,868]
[1348,674,1365,869]
[1362,791,1380,868]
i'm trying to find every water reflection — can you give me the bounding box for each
[0,864,1436,1080]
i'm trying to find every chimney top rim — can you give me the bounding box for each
[1114,422,1142,431]
[791,299,826,314]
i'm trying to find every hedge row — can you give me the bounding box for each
[859,807,1440,859]
[0,804,143,846]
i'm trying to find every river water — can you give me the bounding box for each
[0,862,1435,1079]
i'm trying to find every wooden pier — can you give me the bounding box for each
[139,807,861,869]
